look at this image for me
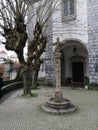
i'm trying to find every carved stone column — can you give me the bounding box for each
[42,38,77,114]
[54,51,62,102]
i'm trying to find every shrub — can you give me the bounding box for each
[37,78,46,86]
[65,77,72,85]
[89,83,98,90]
[46,82,55,87]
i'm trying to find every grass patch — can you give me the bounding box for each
[31,93,38,97]
[46,83,55,88]
[32,87,40,90]
[21,93,38,98]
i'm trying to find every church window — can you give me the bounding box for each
[63,0,75,17]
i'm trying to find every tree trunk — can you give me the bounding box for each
[32,57,42,88]
[33,69,39,88]
[22,67,33,96]
[15,66,23,80]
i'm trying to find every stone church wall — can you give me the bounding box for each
[45,0,89,83]
[87,0,98,83]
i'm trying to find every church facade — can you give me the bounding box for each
[28,0,98,86]
[44,0,98,85]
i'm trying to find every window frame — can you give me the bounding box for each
[62,0,76,22]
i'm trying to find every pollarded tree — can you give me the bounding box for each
[0,0,58,95]
[0,0,30,95]
[27,0,58,87]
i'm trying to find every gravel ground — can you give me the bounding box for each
[0,87,98,130]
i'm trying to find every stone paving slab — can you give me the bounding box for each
[0,87,98,130]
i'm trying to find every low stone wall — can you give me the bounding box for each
[1,81,23,95]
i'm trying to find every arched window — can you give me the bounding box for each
[63,0,75,17]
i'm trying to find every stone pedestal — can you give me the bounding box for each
[42,97,77,114]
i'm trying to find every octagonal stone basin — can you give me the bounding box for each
[42,97,77,114]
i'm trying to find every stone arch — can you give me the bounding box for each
[54,38,88,53]
[55,38,89,86]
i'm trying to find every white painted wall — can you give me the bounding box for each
[52,0,88,45]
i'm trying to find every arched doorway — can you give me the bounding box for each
[60,40,89,86]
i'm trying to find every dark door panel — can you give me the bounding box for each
[72,62,84,82]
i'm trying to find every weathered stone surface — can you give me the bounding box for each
[87,0,98,83]
[42,41,77,114]
[42,103,77,115]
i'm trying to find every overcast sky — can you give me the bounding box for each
[0,43,15,56]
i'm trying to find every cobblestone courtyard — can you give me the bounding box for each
[0,87,98,130]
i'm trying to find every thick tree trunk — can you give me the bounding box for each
[33,69,39,88]
[15,66,23,80]
[32,57,42,88]
[22,67,32,96]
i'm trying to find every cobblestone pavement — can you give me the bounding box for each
[0,87,98,130]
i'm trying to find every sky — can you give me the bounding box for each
[0,43,15,56]
[0,42,28,61]
[0,0,28,60]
